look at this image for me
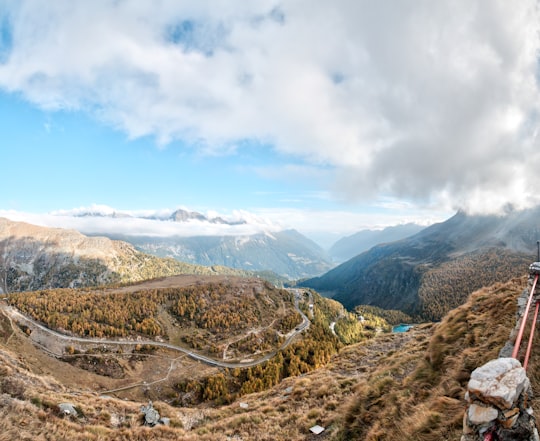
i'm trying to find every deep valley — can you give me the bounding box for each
[1,213,540,440]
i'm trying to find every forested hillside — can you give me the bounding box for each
[5,276,394,409]
[8,279,299,359]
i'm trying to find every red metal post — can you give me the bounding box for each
[523,301,540,371]
[512,274,538,359]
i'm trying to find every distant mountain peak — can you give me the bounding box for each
[168,208,247,225]
[74,211,132,219]
[329,223,425,263]
[169,209,207,222]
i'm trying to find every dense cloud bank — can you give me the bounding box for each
[1,1,540,212]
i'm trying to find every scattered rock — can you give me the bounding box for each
[110,412,125,428]
[58,403,78,417]
[140,401,160,426]
[468,403,498,425]
[140,401,171,427]
[310,425,325,435]
[463,357,537,440]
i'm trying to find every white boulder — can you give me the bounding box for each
[468,358,528,410]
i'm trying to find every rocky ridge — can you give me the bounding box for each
[0,217,256,293]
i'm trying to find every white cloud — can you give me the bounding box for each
[247,163,334,186]
[0,201,451,244]
[1,1,540,213]
[0,207,283,238]
[252,206,450,237]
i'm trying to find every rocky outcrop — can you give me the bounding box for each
[140,401,169,426]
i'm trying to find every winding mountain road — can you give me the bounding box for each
[0,288,311,369]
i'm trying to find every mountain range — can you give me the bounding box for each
[113,229,331,280]
[63,207,334,279]
[5,205,540,320]
[302,208,540,319]
[74,208,248,226]
[2,208,540,440]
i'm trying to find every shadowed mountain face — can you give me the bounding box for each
[115,229,333,280]
[301,209,540,319]
[0,217,124,293]
[328,223,425,263]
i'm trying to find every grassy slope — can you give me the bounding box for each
[0,277,535,440]
[335,277,525,441]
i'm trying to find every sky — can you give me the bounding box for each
[1,1,540,247]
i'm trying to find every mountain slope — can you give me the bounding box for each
[328,223,425,262]
[335,277,525,441]
[0,276,532,441]
[0,217,264,294]
[120,229,332,280]
[302,209,538,319]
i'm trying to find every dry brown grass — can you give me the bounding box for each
[0,276,537,441]
[335,277,526,441]
[0,297,431,440]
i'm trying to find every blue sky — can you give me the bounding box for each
[1,1,540,246]
[1,89,351,214]
[0,89,449,245]
[1,90,322,211]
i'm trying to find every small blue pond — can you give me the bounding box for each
[392,324,413,333]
